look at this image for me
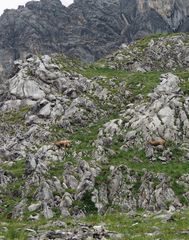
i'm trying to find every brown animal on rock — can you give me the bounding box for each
[148,138,166,146]
[53,140,71,148]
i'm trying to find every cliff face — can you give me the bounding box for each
[0,0,70,81]
[0,0,189,79]
[137,0,189,29]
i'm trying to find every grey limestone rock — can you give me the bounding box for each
[9,73,45,100]
[0,169,13,187]
[0,0,189,78]
[28,202,42,212]
[121,73,189,152]
[104,34,189,71]
[43,202,54,219]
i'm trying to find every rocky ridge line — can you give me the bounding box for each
[100,33,189,72]
[0,0,189,81]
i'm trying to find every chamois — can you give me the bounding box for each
[148,138,166,146]
[53,140,71,148]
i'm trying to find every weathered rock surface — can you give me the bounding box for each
[29,223,121,240]
[0,52,188,221]
[102,34,189,71]
[1,33,189,239]
[93,72,189,162]
[123,73,189,145]
[0,0,189,80]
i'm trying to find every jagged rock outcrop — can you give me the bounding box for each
[1,32,189,240]
[0,54,103,167]
[101,33,189,71]
[0,0,189,80]
[0,52,188,221]
[123,73,189,144]
[93,72,189,162]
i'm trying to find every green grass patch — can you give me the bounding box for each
[1,208,189,239]
[82,208,189,239]
[73,190,98,214]
[95,166,109,188]
[1,223,28,240]
[48,160,67,177]
[80,66,161,98]
[0,106,30,124]
[80,66,128,79]
[109,147,188,178]
[55,54,84,73]
[1,159,25,178]
[125,72,161,98]
[178,71,189,95]
[172,181,188,205]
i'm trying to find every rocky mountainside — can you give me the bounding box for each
[0,33,189,239]
[98,33,189,71]
[0,0,189,81]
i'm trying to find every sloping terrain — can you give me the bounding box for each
[98,33,189,71]
[0,33,189,239]
[0,0,189,81]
